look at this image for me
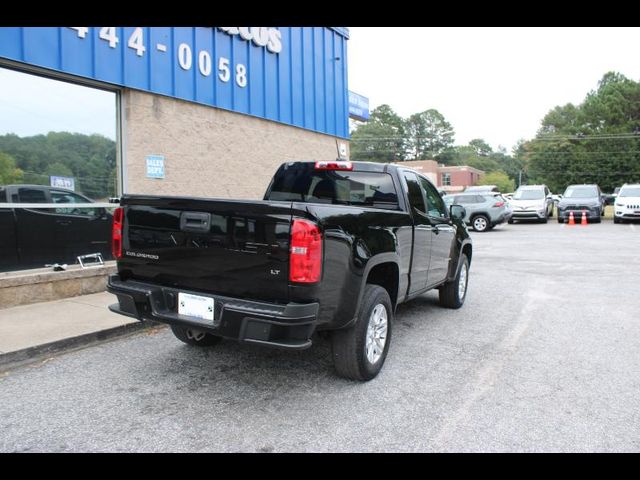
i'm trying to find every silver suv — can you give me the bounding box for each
[508,184,554,223]
[444,193,512,232]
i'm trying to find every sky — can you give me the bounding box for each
[347,27,640,153]
[0,68,116,140]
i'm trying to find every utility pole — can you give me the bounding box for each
[518,170,522,188]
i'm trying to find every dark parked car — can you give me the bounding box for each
[107,161,472,381]
[557,184,605,223]
[0,184,112,271]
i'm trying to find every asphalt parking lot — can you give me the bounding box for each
[1,217,639,452]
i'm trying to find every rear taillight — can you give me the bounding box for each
[493,201,505,207]
[289,219,322,283]
[112,207,123,259]
[314,160,353,171]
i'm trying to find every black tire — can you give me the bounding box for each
[170,324,221,347]
[471,214,490,232]
[593,217,601,224]
[539,216,548,224]
[558,217,564,224]
[614,216,621,224]
[508,218,514,224]
[331,285,393,381]
[439,254,469,309]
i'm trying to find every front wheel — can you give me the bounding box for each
[614,216,621,224]
[472,215,490,232]
[439,254,469,309]
[170,325,221,347]
[331,285,393,381]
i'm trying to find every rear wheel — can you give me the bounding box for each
[471,215,489,232]
[439,254,469,309]
[170,325,221,347]
[331,285,393,381]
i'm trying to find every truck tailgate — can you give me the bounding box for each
[118,195,293,303]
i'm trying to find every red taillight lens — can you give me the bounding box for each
[493,201,505,207]
[314,161,353,171]
[289,219,322,283]
[112,207,123,259]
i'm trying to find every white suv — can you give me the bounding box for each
[507,185,554,223]
[614,184,640,223]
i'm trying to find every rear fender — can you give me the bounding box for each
[338,253,401,330]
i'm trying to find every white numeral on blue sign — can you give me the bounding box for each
[128,27,146,56]
[99,27,119,48]
[178,43,192,70]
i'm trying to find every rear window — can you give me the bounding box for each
[266,164,399,209]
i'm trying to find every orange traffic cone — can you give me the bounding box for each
[568,211,575,225]
[581,210,588,226]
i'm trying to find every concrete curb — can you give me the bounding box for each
[0,320,165,372]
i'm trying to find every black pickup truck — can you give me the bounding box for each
[0,184,112,271]
[107,161,472,380]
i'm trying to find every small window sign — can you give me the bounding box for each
[50,176,75,190]
[146,155,165,179]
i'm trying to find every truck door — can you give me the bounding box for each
[49,190,111,262]
[12,186,59,267]
[401,170,431,294]
[418,176,455,287]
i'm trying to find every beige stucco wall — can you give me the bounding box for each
[122,90,349,199]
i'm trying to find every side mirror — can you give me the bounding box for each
[450,204,466,220]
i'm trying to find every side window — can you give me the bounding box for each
[18,188,47,203]
[419,176,448,218]
[402,171,426,214]
[51,190,96,216]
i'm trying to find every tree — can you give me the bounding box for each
[526,72,640,192]
[0,132,116,198]
[350,104,406,163]
[478,171,515,193]
[404,109,455,160]
[468,138,492,157]
[0,152,23,184]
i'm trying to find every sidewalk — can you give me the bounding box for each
[0,292,157,370]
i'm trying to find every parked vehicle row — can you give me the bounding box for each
[440,181,639,231]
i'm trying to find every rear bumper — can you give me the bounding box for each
[107,274,318,350]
